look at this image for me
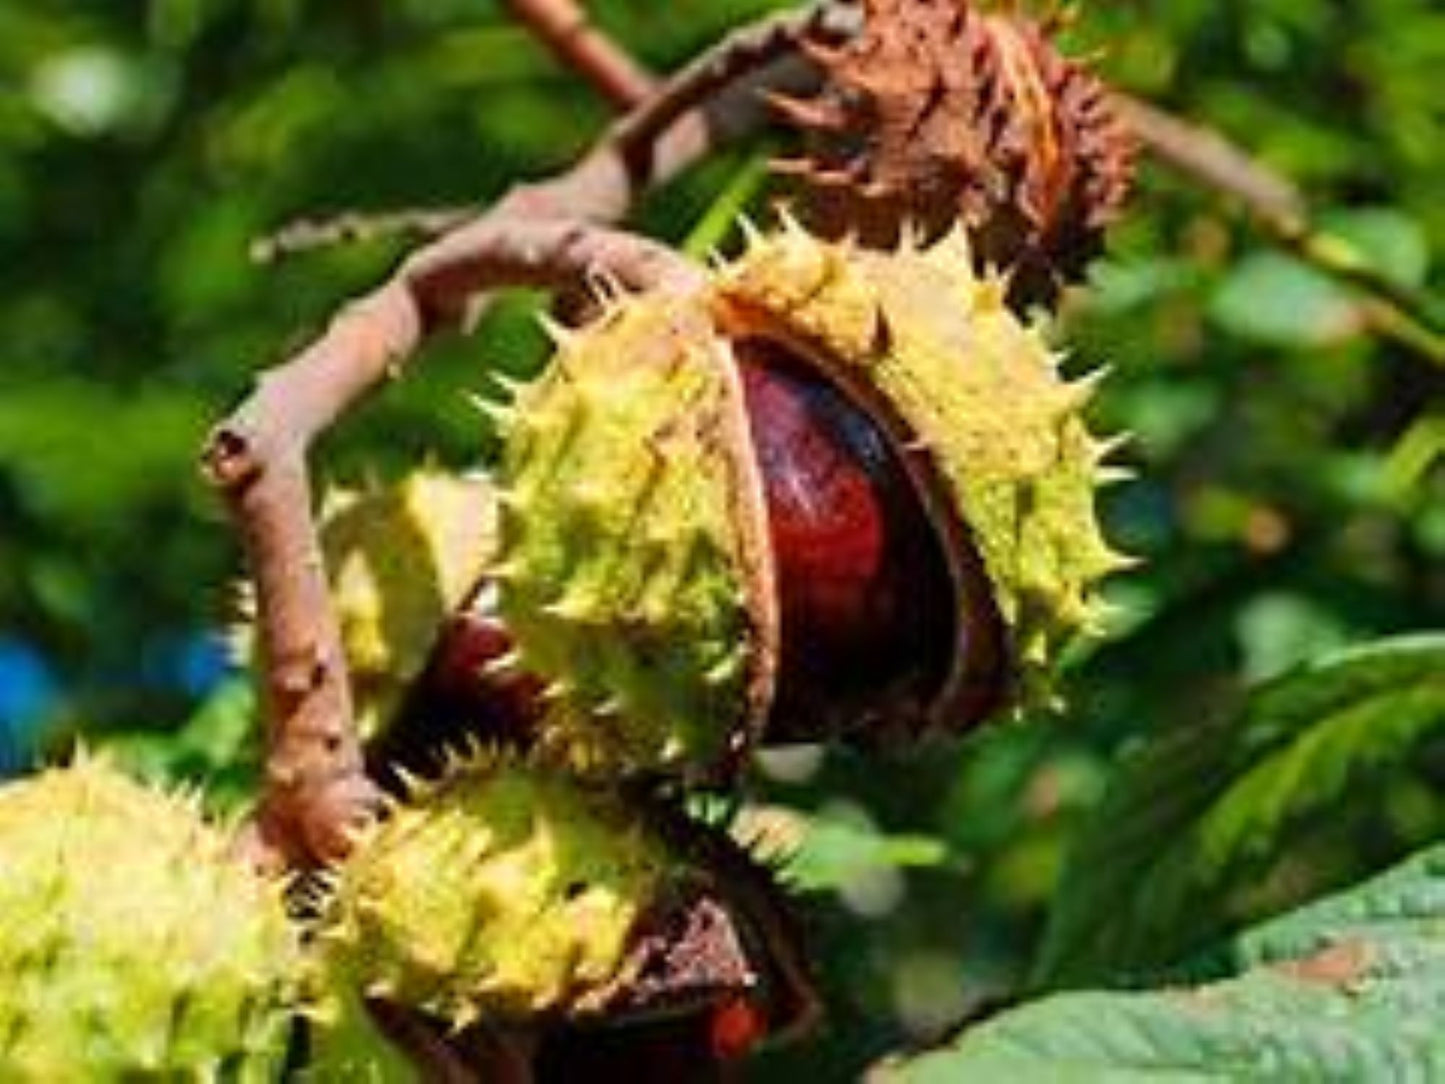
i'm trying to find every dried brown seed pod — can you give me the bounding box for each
[771,0,1135,306]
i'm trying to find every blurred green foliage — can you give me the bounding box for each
[0,0,1441,1078]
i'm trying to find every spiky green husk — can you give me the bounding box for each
[493,297,774,777]
[321,471,497,738]
[0,757,298,1080]
[717,223,1128,704]
[322,753,688,1030]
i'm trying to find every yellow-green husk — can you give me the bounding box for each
[0,758,298,1079]
[321,471,497,738]
[322,754,686,1030]
[492,221,1123,733]
[494,297,772,775]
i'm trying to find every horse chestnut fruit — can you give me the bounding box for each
[323,221,1124,782]
[476,220,1123,777]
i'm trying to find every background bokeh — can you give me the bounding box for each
[1,1,1441,1077]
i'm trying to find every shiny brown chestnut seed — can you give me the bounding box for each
[736,338,965,741]
[364,1007,757,1084]
[367,608,547,788]
[533,1007,752,1083]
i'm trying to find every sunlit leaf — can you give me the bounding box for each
[1317,206,1430,290]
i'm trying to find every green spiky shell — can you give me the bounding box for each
[320,471,497,738]
[716,222,1128,705]
[321,753,691,1030]
[493,295,775,777]
[489,220,1122,756]
[0,757,298,1079]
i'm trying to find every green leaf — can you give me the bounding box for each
[1200,840,1445,976]
[1209,252,1359,347]
[681,150,770,259]
[101,680,260,812]
[742,802,949,915]
[880,944,1445,1082]
[1036,634,1445,986]
[0,382,209,529]
[1234,592,1350,683]
[788,808,947,885]
[1317,207,1430,290]
[879,841,1445,1082]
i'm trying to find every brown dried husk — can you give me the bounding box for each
[772,0,1135,307]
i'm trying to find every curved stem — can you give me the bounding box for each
[250,206,474,265]
[205,224,698,871]
[211,2,856,873]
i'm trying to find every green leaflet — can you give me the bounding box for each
[1037,633,1445,986]
[1201,839,1445,977]
[879,838,1445,1082]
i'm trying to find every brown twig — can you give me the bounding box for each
[251,206,475,264]
[1118,94,1445,364]
[505,0,863,123]
[502,0,654,109]
[209,4,855,872]
[1115,93,1306,231]
[245,3,850,266]
[206,224,699,872]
